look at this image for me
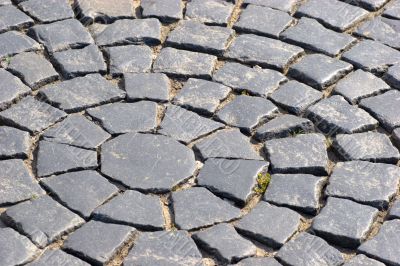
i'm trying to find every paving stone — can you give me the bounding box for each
[334,132,400,163]
[312,197,379,248]
[7,52,58,89]
[1,195,85,247]
[192,223,257,264]
[295,0,368,31]
[124,73,170,102]
[356,17,400,49]
[394,128,400,147]
[197,158,268,204]
[306,95,378,134]
[342,40,400,74]
[0,5,34,33]
[74,0,135,23]
[93,190,164,230]
[389,200,400,219]
[276,232,345,266]
[159,105,224,144]
[270,80,322,115]
[0,96,67,133]
[0,228,38,266]
[288,54,353,90]
[43,114,111,149]
[101,133,196,192]
[153,47,217,78]
[344,0,388,11]
[384,63,400,89]
[194,128,262,160]
[166,20,233,55]
[234,5,293,38]
[173,78,231,114]
[0,0,11,5]
[41,170,118,218]
[106,45,153,75]
[36,140,98,177]
[185,0,234,26]
[91,18,162,47]
[0,126,30,159]
[0,31,41,59]
[124,231,203,266]
[235,201,301,248]
[39,74,125,112]
[28,19,94,53]
[234,257,282,266]
[225,34,304,71]
[383,0,400,19]
[27,249,90,266]
[87,101,158,134]
[265,133,328,175]
[344,254,386,266]
[0,159,44,205]
[334,69,391,104]
[263,173,326,214]
[326,161,400,209]
[242,0,298,13]
[64,220,136,265]
[19,0,74,23]
[358,220,400,265]
[141,0,182,22]
[281,17,357,56]
[213,62,287,97]
[216,95,278,132]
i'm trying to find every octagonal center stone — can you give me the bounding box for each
[101,133,196,193]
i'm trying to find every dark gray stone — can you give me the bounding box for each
[234,257,282,266]
[242,0,297,13]
[0,96,67,133]
[265,133,329,175]
[1,195,85,248]
[235,201,301,248]
[358,220,400,265]
[28,19,94,53]
[389,200,400,219]
[334,132,400,164]
[263,173,326,214]
[326,161,400,209]
[153,47,217,78]
[64,220,137,265]
[19,0,74,23]
[192,223,257,264]
[213,62,287,97]
[27,249,90,266]
[0,31,41,59]
[124,73,170,102]
[281,17,356,56]
[197,158,268,204]
[344,0,388,11]
[73,0,135,23]
[306,95,378,134]
[0,69,30,110]
[0,5,34,33]
[384,64,400,89]
[41,170,118,218]
[0,126,30,159]
[344,254,386,266]
[194,128,262,160]
[185,0,234,26]
[141,0,182,22]
[225,34,304,71]
[276,232,345,266]
[101,133,196,192]
[383,0,400,19]
[356,17,400,49]
[36,140,98,177]
[0,228,38,266]
[166,20,233,55]
[39,74,125,112]
[172,187,240,230]
[107,45,153,75]
[93,190,164,230]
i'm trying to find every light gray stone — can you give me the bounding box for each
[73,0,135,23]
[0,228,38,266]
[0,69,30,110]
[19,0,74,23]
[141,0,182,22]
[356,16,400,49]
[242,0,298,13]
[383,0,400,19]
[344,254,386,266]
[346,0,388,11]
[0,5,33,33]
[185,0,234,26]
[27,249,90,266]
[389,200,400,220]
[124,73,170,102]
[0,126,30,159]
[107,45,153,75]
[0,31,41,59]
[384,63,400,89]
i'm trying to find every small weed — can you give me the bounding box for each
[290,129,305,137]
[0,56,11,67]
[254,172,271,194]
[31,194,39,200]
[241,90,250,96]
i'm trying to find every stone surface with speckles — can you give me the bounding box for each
[0,5,33,33]
[0,69,31,110]
[124,73,170,102]
[73,0,135,23]
[106,45,153,75]
[27,249,90,266]
[0,126,30,159]
[0,31,41,59]
[19,0,74,23]
[389,200,400,219]
[343,254,386,266]
[356,17,400,49]
[0,228,38,266]
[141,0,183,22]
[243,0,298,13]
[185,0,234,26]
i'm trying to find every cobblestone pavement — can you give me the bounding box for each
[0,0,400,265]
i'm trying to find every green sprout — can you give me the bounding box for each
[254,172,271,194]
[290,129,305,137]
[31,194,39,200]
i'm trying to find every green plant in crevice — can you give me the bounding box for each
[254,172,271,194]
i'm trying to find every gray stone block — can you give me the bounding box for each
[0,69,31,110]
[27,249,90,266]
[74,0,135,23]
[19,0,74,23]
[141,0,182,22]
[124,73,170,102]
[0,31,41,59]
[185,0,234,26]
[0,228,38,266]
[107,45,153,75]
[0,5,34,33]
[0,126,30,159]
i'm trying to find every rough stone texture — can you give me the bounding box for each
[0,69,31,110]
[153,47,217,78]
[106,45,153,75]
[383,0,400,19]
[384,63,400,89]
[213,62,287,97]
[394,128,400,147]
[1,195,85,248]
[73,0,135,23]
[356,17,400,49]
[192,223,257,264]
[358,220,400,266]
[0,228,38,266]
[0,0,11,5]
[64,220,136,265]
[288,54,353,90]
[101,133,196,192]
[225,34,304,70]
[172,187,240,230]
[141,0,182,22]
[0,31,41,59]
[343,254,386,266]
[242,0,298,13]
[234,257,282,266]
[27,249,90,266]
[185,0,234,26]
[93,190,164,230]
[0,5,34,33]
[334,132,400,164]
[197,158,268,204]
[265,133,329,175]
[19,0,74,23]
[346,0,388,11]
[235,201,301,248]
[87,101,158,134]
[389,200,400,219]
[263,173,326,214]
[0,126,30,159]
[124,73,170,102]
[326,161,400,209]
[306,95,378,134]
